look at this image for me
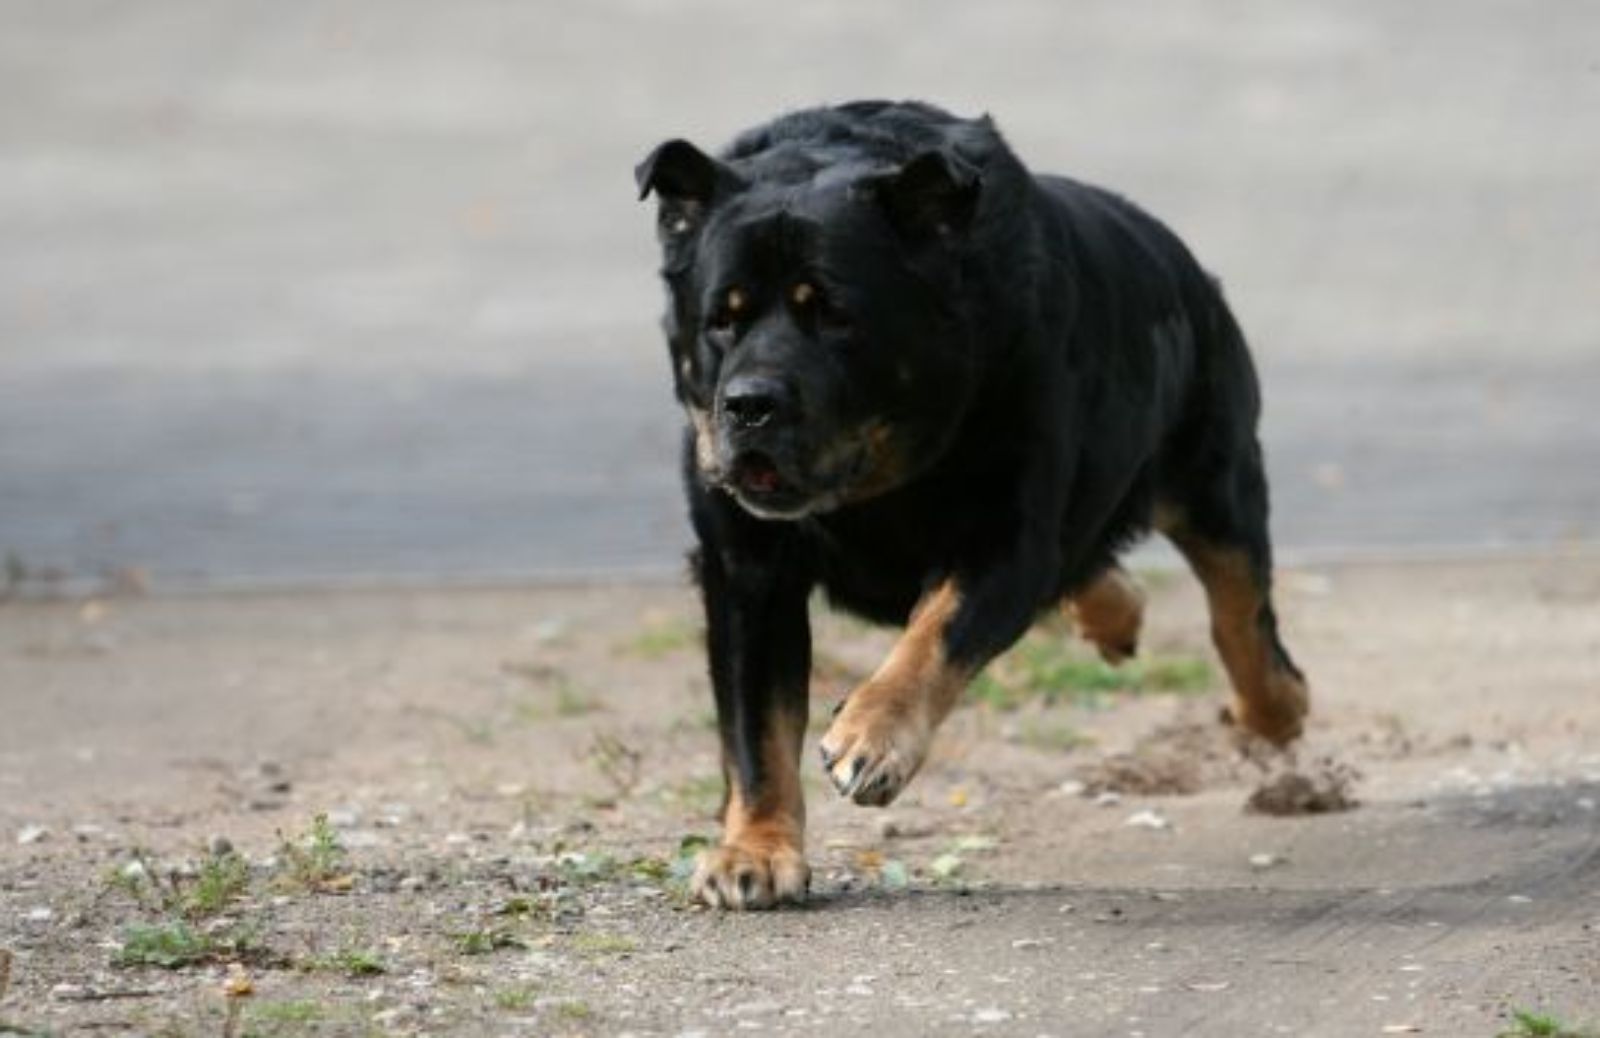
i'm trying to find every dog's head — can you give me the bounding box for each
[637,126,986,520]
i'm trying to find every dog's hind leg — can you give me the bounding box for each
[1064,564,1146,665]
[1159,445,1308,746]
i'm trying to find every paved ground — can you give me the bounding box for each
[2,556,1599,1036]
[3,1,1599,589]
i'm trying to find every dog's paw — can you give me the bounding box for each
[1069,568,1146,665]
[818,691,930,807]
[1226,672,1310,747]
[690,839,810,910]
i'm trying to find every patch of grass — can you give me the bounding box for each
[618,617,698,660]
[555,850,620,884]
[1500,1009,1595,1038]
[300,946,385,977]
[246,1000,325,1027]
[105,847,249,921]
[1131,566,1179,592]
[115,921,216,969]
[974,634,1214,711]
[455,928,524,956]
[555,1000,594,1020]
[571,932,637,957]
[494,985,540,1011]
[184,852,250,918]
[1015,719,1093,752]
[275,814,352,892]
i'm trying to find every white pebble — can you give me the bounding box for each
[1124,809,1171,830]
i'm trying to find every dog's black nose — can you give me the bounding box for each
[721,375,796,430]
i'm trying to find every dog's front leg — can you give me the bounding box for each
[819,539,1059,807]
[689,521,814,910]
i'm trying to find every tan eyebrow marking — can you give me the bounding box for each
[726,288,746,313]
[791,282,816,306]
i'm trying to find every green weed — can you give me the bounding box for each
[494,985,539,1010]
[114,922,216,969]
[299,946,385,977]
[619,618,697,659]
[1499,1009,1595,1038]
[275,815,351,892]
[974,635,1213,711]
[455,928,523,955]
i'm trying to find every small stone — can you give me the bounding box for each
[50,982,85,1000]
[1185,981,1231,992]
[1124,809,1171,830]
[208,835,234,857]
[16,825,48,845]
[1010,938,1045,950]
[25,907,53,922]
[1093,791,1122,808]
[325,809,361,829]
[972,1007,1012,1023]
[1248,853,1284,870]
[1058,779,1087,797]
[71,824,106,842]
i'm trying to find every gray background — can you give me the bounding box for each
[2,1,1597,590]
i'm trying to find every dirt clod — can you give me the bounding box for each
[1247,760,1361,816]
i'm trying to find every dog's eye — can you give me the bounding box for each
[707,288,746,335]
[791,281,851,333]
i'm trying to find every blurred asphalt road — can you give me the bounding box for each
[2,1,1597,589]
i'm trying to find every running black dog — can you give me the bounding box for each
[635,101,1308,909]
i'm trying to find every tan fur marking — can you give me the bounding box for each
[1066,565,1146,664]
[1174,540,1308,745]
[692,709,809,910]
[818,580,970,805]
[791,281,816,306]
[688,406,716,473]
[726,287,746,313]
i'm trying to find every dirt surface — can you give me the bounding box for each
[2,554,1599,1036]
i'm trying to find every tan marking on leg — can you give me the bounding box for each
[691,709,810,910]
[1065,565,1146,664]
[817,580,969,805]
[1174,539,1308,745]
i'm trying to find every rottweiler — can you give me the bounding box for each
[635,100,1308,910]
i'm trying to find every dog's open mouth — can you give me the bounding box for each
[732,451,786,496]
[728,451,816,515]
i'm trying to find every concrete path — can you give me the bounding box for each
[3,1,1598,588]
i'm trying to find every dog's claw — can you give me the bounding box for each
[833,756,865,796]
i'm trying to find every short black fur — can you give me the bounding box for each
[637,101,1305,907]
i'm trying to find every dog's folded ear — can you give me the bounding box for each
[635,139,742,204]
[865,150,983,242]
